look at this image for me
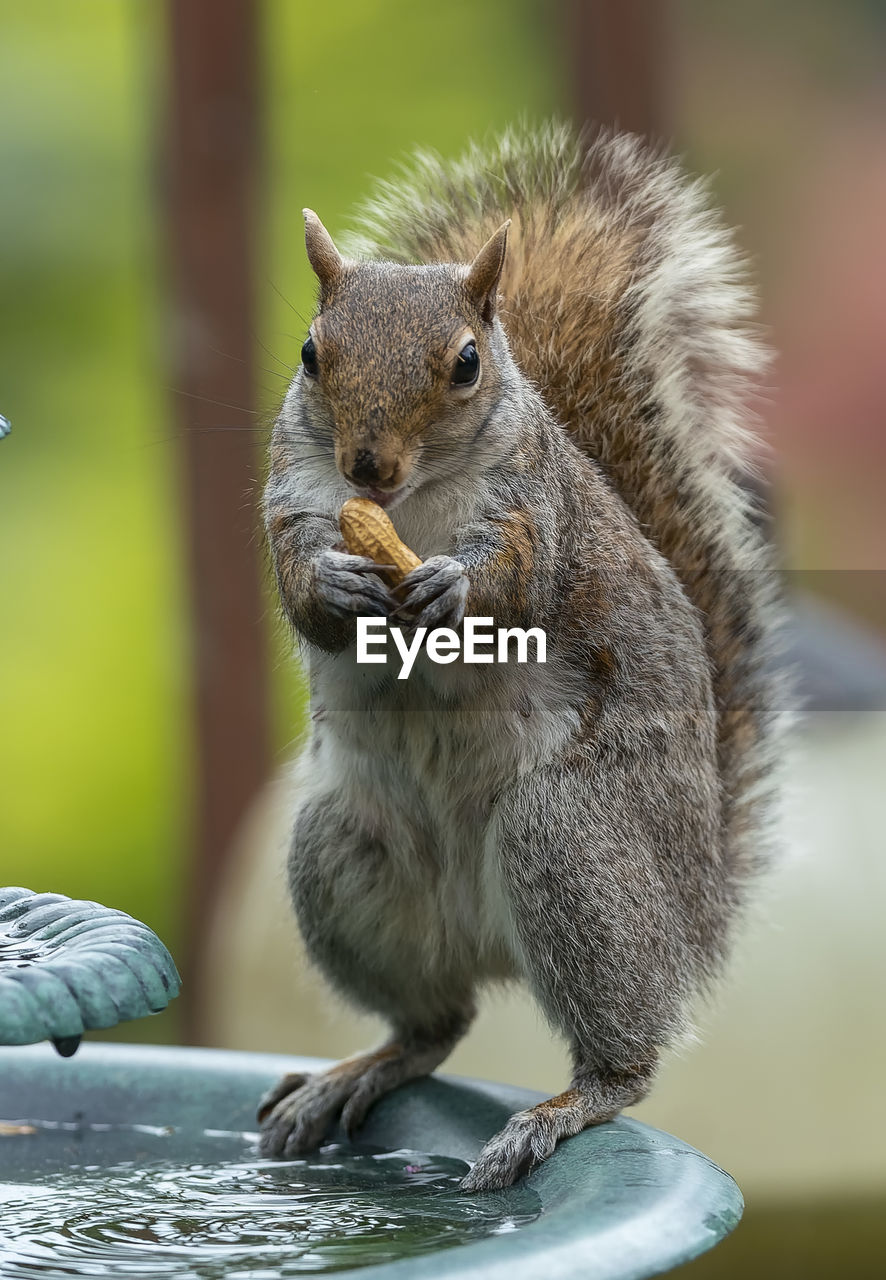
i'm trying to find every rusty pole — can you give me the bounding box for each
[164,0,269,1039]
[565,0,671,140]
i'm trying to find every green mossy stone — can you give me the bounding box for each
[0,887,180,1053]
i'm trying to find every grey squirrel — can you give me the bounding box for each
[259,123,783,1190]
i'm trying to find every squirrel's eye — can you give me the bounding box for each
[301,336,318,378]
[451,341,479,387]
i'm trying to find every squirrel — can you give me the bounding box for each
[258,122,783,1191]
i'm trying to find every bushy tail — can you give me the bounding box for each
[348,122,785,895]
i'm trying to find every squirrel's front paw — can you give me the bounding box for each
[393,555,469,629]
[313,549,396,619]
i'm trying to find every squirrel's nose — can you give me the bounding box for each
[343,448,397,489]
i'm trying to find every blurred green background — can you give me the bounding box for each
[4,0,884,973]
[0,0,561,982]
[0,2,183,964]
[2,3,885,1275]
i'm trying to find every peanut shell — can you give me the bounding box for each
[339,497,422,587]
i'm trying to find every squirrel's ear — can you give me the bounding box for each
[303,209,344,298]
[465,220,510,323]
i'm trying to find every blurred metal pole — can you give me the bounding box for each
[165,0,269,1040]
[564,0,671,140]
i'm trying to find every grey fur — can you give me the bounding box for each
[260,124,784,1189]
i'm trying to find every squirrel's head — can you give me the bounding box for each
[290,210,512,507]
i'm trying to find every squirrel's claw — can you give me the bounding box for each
[393,555,469,629]
[258,1042,449,1160]
[314,548,396,618]
[256,1071,311,1126]
[459,1107,555,1191]
[459,1065,655,1191]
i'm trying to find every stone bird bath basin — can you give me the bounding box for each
[1,888,742,1276]
[1,1043,742,1278]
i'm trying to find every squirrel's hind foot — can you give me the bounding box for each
[256,1035,458,1161]
[460,1064,655,1192]
[256,1070,312,1127]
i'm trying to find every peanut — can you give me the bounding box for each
[339,497,422,587]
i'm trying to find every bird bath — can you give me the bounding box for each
[1,890,743,1278]
[0,888,181,1056]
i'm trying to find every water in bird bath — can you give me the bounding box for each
[0,1136,541,1277]
[0,895,539,1276]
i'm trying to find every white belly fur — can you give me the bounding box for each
[295,639,586,986]
[287,469,587,984]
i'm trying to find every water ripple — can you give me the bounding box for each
[0,1144,540,1276]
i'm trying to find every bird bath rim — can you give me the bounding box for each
[1,1040,742,1279]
